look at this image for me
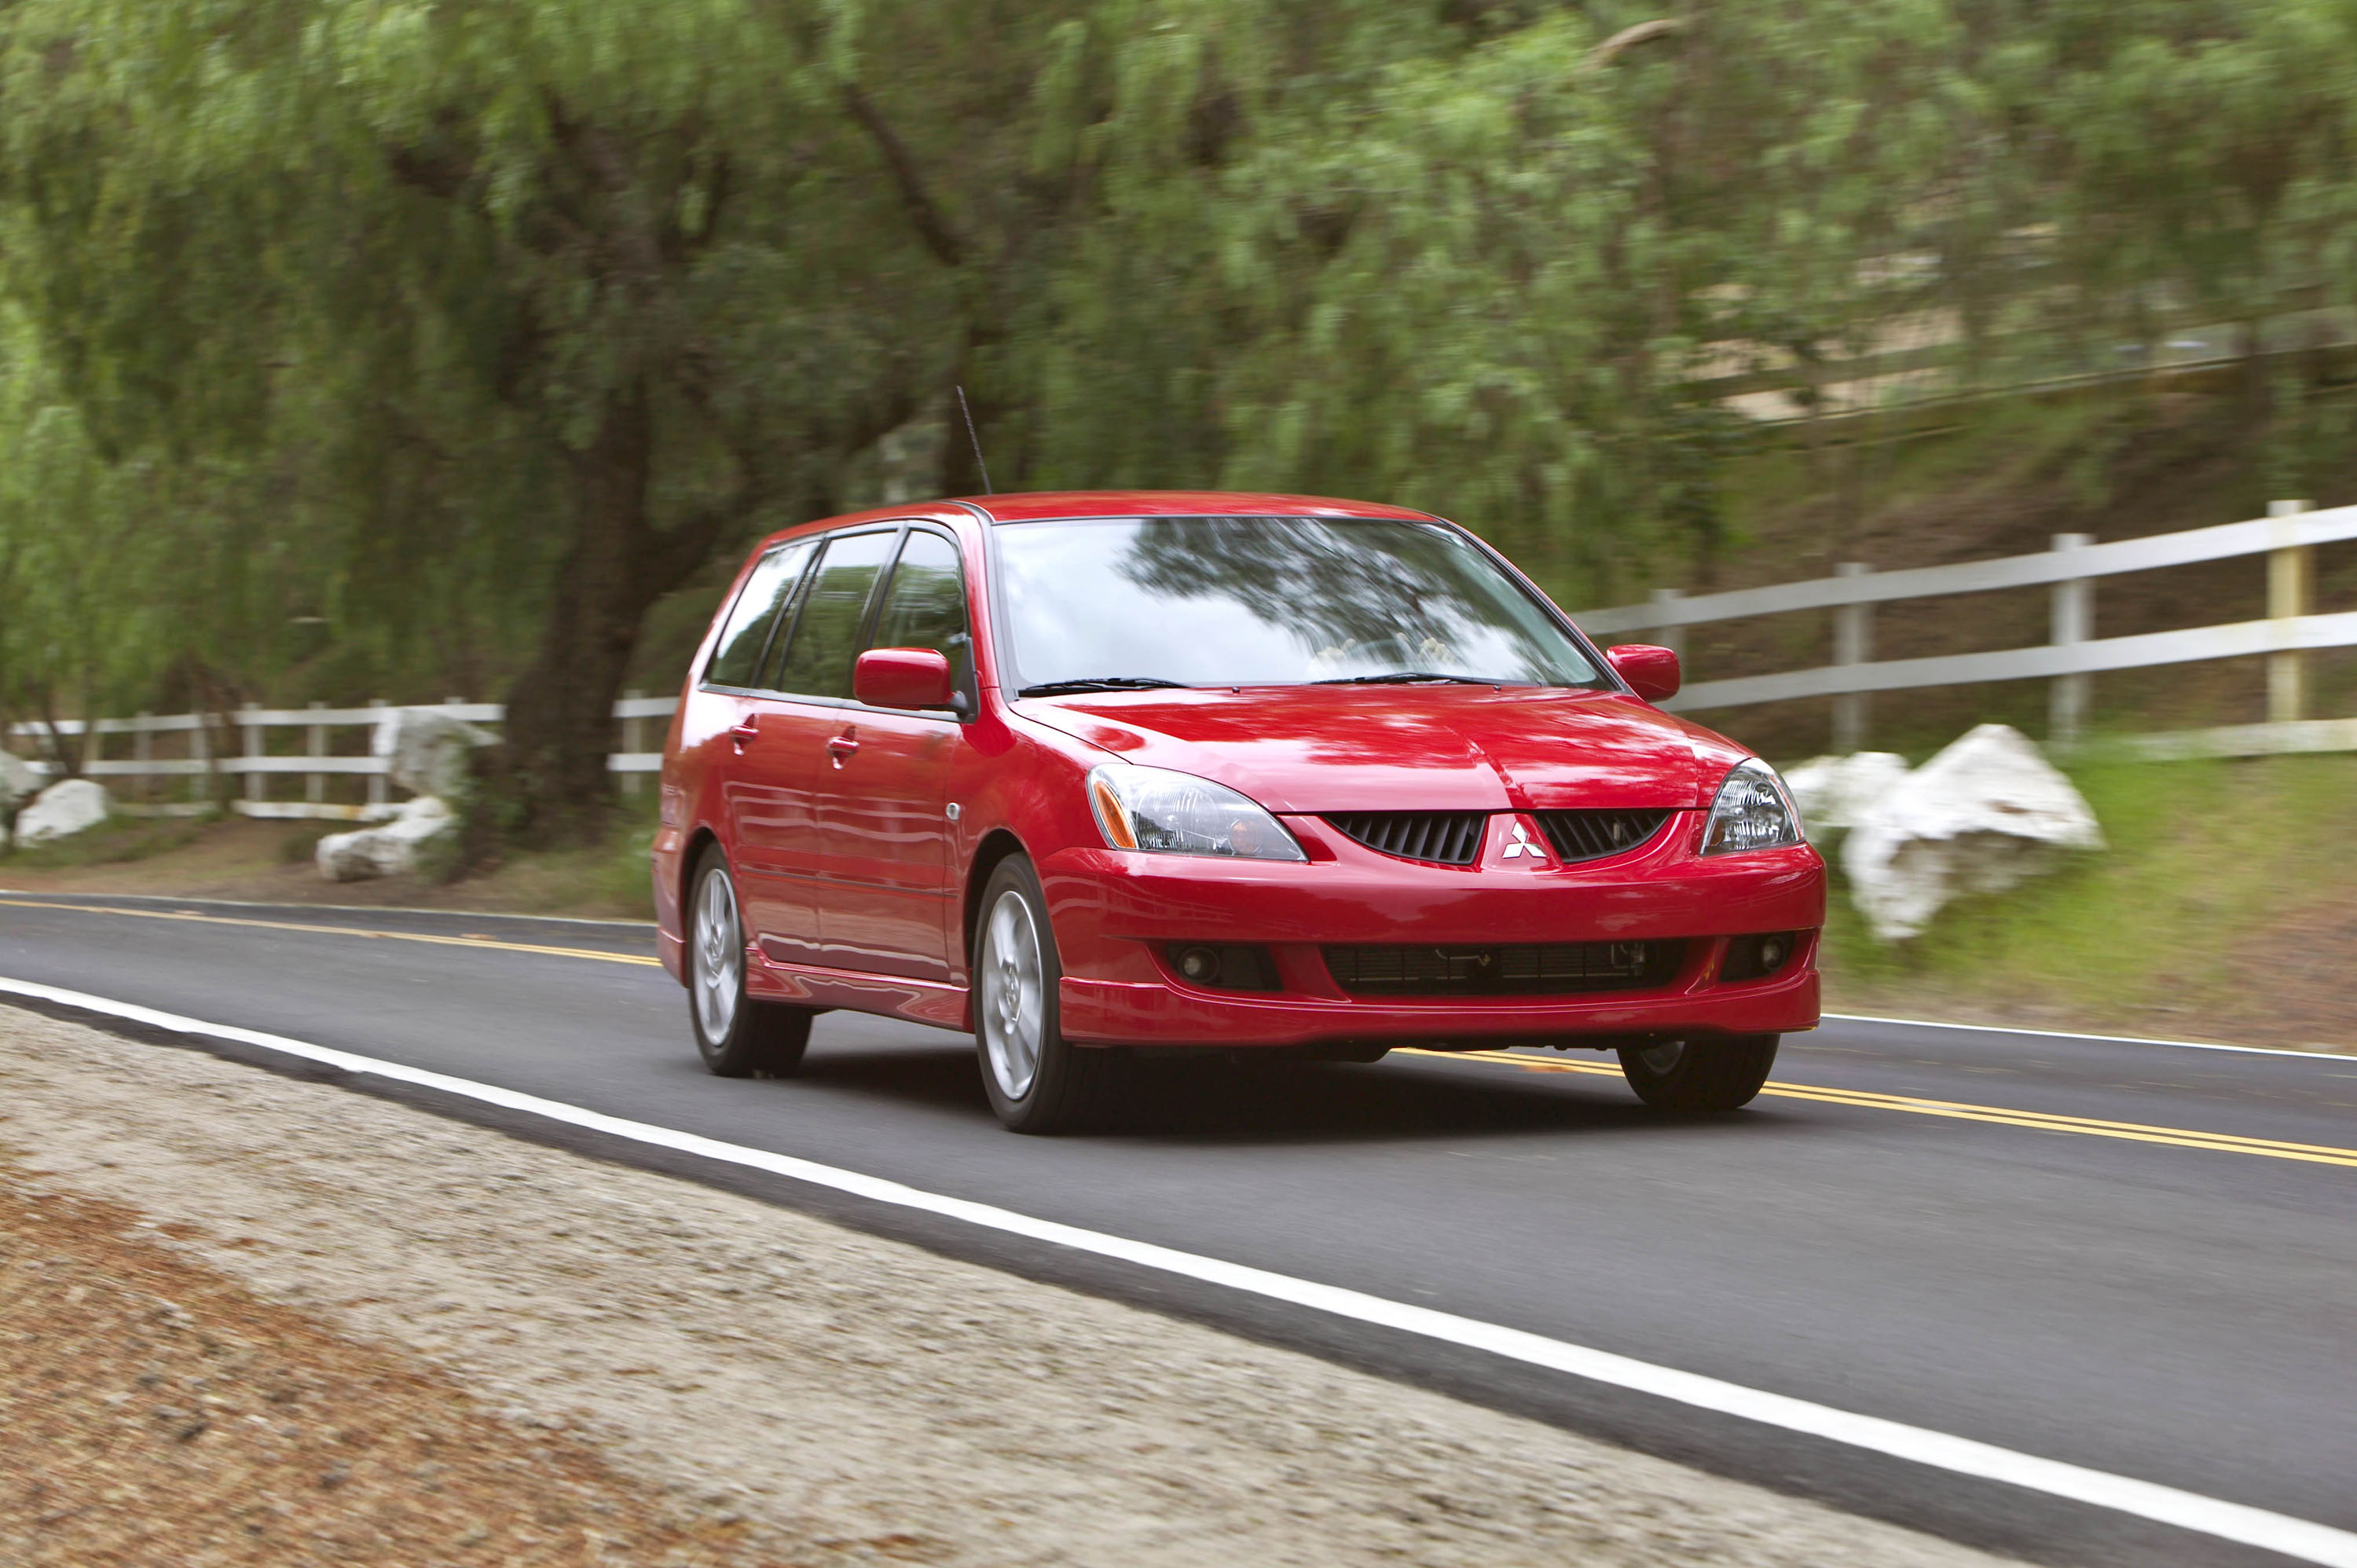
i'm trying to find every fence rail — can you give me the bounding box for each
[9,695,678,822]
[13,501,2354,815]
[1571,500,2357,755]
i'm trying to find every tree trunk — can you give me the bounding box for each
[497,381,675,848]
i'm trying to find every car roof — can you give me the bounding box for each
[750,490,1448,558]
[955,490,1442,524]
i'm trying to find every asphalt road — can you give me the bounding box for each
[4,890,2353,1567]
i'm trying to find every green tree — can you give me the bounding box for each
[2,0,952,840]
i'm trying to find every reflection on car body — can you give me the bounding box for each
[653,492,1824,1133]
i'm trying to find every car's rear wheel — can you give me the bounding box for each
[1617,1035,1778,1112]
[688,844,813,1078]
[974,855,1117,1134]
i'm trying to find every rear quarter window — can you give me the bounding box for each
[705,539,816,689]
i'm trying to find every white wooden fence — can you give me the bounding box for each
[10,500,2353,815]
[1571,500,2357,758]
[7,693,680,822]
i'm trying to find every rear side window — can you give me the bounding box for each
[770,529,898,699]
[867,531,973,693]
[705,540,815,689]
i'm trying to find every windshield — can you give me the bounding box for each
[993,516,1607,693]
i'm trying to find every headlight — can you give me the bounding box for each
[1701,759,1801,855]
[1086,763,1306,861]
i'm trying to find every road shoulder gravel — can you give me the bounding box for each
[0,1004,2024,1567]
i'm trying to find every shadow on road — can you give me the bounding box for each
[788,1038,1802,1148]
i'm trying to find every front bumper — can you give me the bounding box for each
[1039,814,1824,1049]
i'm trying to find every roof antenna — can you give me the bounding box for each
[955,383,993,495]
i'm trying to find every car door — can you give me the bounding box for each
[813,526,974,983]
[707,538,821,954]
[743,526,903,966]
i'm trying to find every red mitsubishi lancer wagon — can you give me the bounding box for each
[653,492,1823,1133]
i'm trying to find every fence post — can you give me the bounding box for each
[306,700,327,805]
[2048,533,2094,748]
[621,687,646,797]
[2267,500,2312,725]
[134,713,153,807]
[366,699,388,809]
[1832,562,1871,753]
[190,711,211,807]
[1647,588,1687,664]
[240,702,264,809]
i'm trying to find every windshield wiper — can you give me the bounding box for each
[1310,671,1499,686]
[1016,676,1191,698]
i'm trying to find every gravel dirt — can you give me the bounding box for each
[0,1005,2023,1567]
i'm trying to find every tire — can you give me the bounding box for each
[687,844,813,1079]
[973,855,1119,1134]
[1617,1035,1778,1112]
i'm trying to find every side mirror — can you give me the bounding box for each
[1605,644,1681,703]
[854,647,959,711]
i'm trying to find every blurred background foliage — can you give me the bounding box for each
[3,0,2356,834]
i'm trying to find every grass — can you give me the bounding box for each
[2,810,211,870]
[0,792,663,922]
[1818,752,2357,1042]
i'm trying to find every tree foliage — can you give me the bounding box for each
[2,0,2353,834]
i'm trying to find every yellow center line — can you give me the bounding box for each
[1397,1047,2357,1169]
[0,897,662,967]
[11,903,2348,1168]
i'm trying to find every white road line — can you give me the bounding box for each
[5,973,2352,1568]
[1823,1013,2348,1061]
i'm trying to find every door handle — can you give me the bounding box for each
[729,717,760,752]
[826,729,860,767]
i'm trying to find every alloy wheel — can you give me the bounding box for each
[979,888,1045,1101]
[694,866,742,1044]
[1636,1039,1687,1075]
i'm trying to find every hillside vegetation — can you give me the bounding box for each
[1819,752,2356,1050]
[9,2,2357,841]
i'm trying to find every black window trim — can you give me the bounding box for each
[701,520,977,721]
[852,522,980,724]
[697,537,819,697]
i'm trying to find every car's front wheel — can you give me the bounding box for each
[973,855,1117,1134]
[687,844,813,1078]
[1617,1035,1778,1112]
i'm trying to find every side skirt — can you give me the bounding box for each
[748,950,971,1032]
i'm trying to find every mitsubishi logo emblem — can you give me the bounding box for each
[1501,822,1548,861]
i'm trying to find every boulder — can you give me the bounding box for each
[0,749,42,811]
[1783,751,1911,842]
[15,778,112,845]
[1844,724,2104,943]
[315,795,455,882]
[377,708,494,800]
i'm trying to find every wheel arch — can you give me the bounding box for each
[681,825,721,914]
[962,828,1031,969]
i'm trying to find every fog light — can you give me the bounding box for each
[1177,946,1221,983]
[1721,931,1803,983]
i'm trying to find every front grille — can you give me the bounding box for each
[1324,811,1487,866]
[1534,809,1673,863]
[1323,940,1684,997]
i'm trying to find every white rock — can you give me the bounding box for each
[1783,751,1911,841]
[0,749,42,830]
[14,778,112,844]
[0,750,42,814]
[316,796,456,882]
[376,709,494,799]
[1844,724,2104,943]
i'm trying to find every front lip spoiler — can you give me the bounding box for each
[1055,961,1821,1048]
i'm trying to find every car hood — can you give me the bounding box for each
[1014,686,1741,812]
